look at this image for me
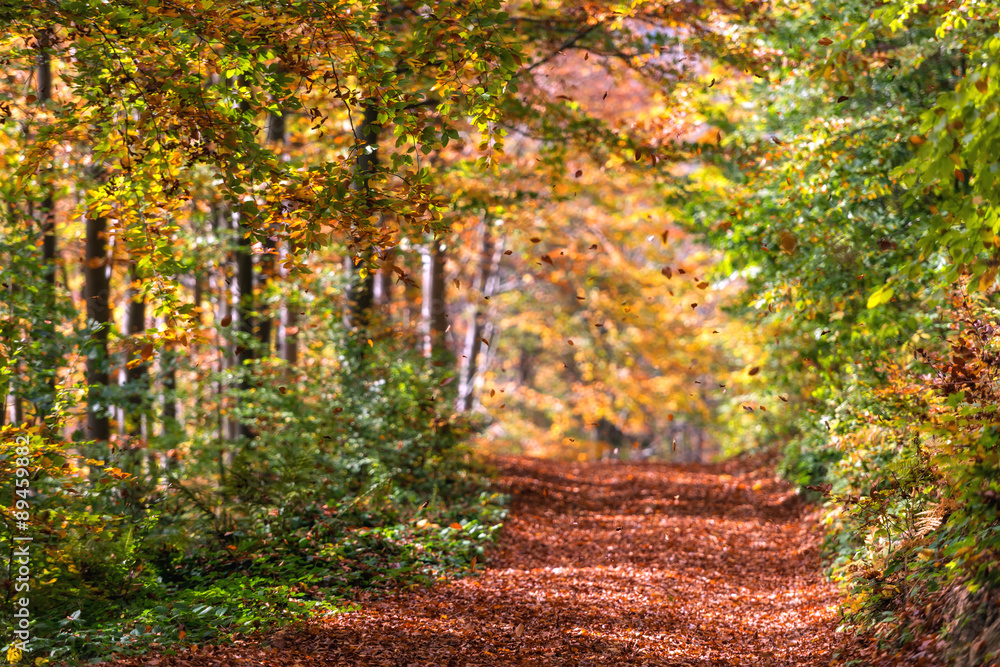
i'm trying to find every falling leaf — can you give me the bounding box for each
[668,414,674,421]
[279,386,287,394]
[490,389,496,397]
[909,135,925,146]
[697,281,709,289]
[440,376,455,386]
[589,243,599,249]
[818,37,833,45]
[779,231,798,253]
[450,522,463,530]
[662,267,673,278]
[514,623,524,638]
[748,366,760,376]
[367,338,374,347]
[690,303,698,309]
[567,339,574,345]
[530,237,542,243]
[837,95,851,102]
[453,279,461,288]
[779,395,788,402]
[602,91,608,100]
[541,255,554,264]
[504,249,513,255]
[574,169,583,178]
[220,313,232,327]
[708,78,716,88]
[771,136,783,145]
[178,630,186,640]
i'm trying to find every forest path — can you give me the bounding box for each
[129,457,854,666]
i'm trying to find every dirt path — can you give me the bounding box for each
[124,457,855,666]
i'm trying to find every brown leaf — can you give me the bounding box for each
[220,313,232,327]
[748,366,760,376]
[779,231,798,253]
[818,37,833,45]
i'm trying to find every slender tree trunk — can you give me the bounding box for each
[457,217,499,411]
[342,100,379,331]
[161,352,177,425]
[278,242,298,366]
[268,106,299,366]
[118,265,147,475]
[35,31,57,418]
[37,31,54,286]
[85,213,110,442]
[373,247,395,308]
[421,239,448,360]
[233,208,254,442]
[122,264,146,433]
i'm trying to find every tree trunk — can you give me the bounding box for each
[122,264,147,434]
[457,217,499,411]
[85,213,110,442]
[278,241,299,366]
[268,106,299,366]
[342,100,379,331]
[421,239,448,360]
[373,246,395,308]
[233,208,254,442]
[37,31,55,286]
[35,31,58,418]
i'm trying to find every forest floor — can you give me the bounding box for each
[108,456,862,666]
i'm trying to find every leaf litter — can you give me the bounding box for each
[101,456,867,666]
